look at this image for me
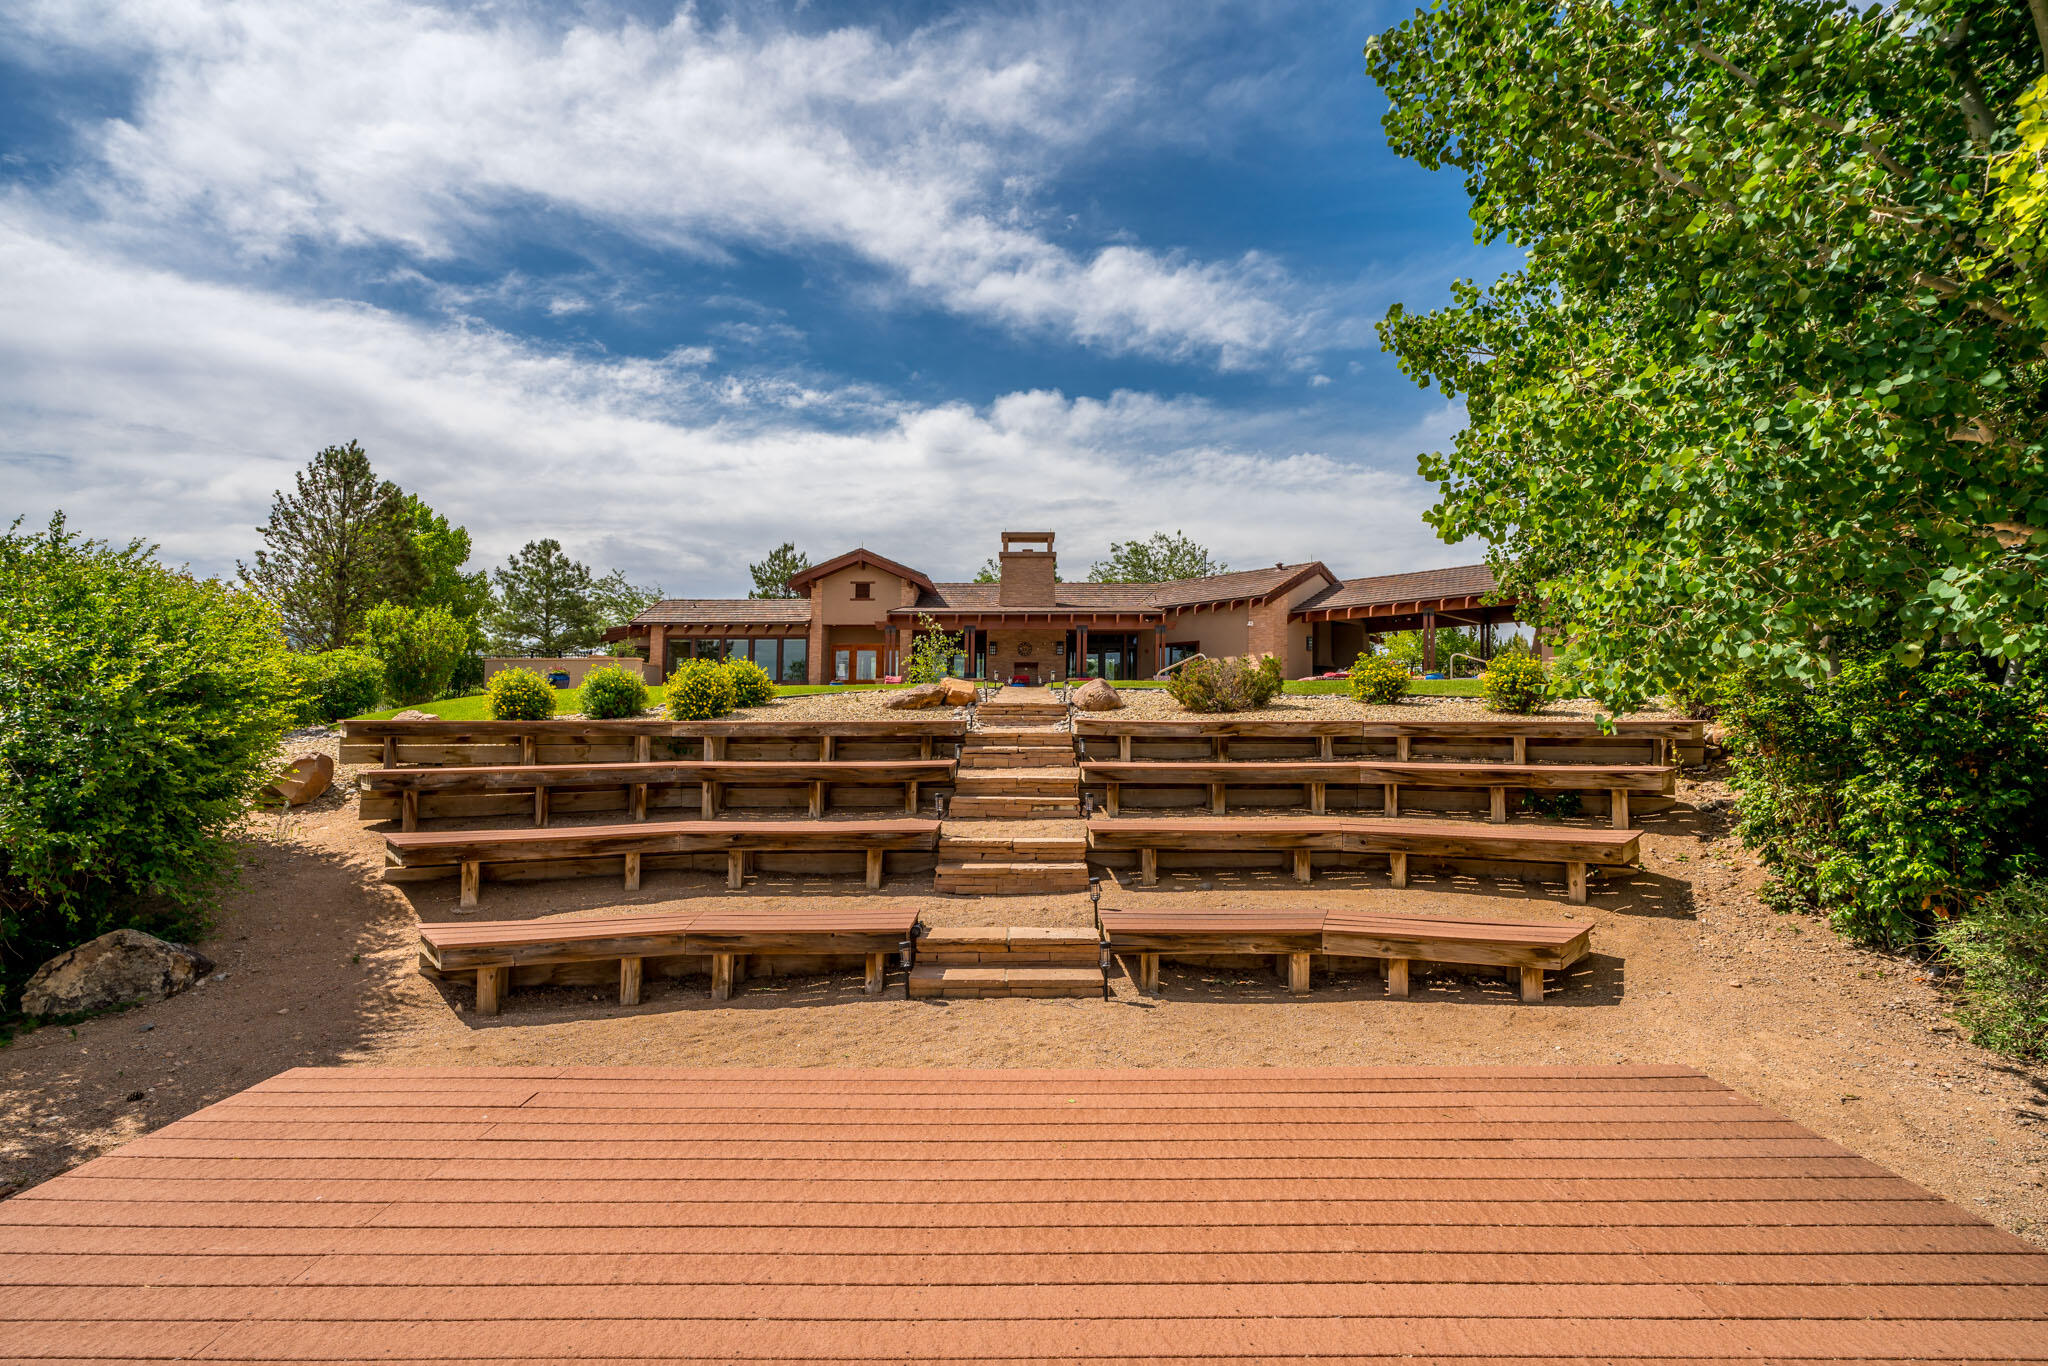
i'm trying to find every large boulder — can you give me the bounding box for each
[1071,678,1125,711]
[882,683,947,710]
[19,929,214,1018]
[937,678,977,707]
[390,709,438,721]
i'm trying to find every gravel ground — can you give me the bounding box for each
[4,739,2043,1253]
[1108,689,1684,722]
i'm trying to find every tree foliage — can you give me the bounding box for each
[286,648,385,724]
[401,495,490,691]
[1,516,296,987]
[1368,0,2048,709]
[748,543,811,598]
[1087,531,1227,583]
[903,614,964,684]
[356,602,468,706]
[238,441,420,651]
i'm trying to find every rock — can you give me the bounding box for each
[1071,678,1124,711]
[882,683,947,710]
[937,678,977,707]
[19,929,214,1018]
[390,709,438,721]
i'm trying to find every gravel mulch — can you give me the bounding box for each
[1104,690,1682,722]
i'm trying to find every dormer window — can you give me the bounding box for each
[852,581,872,600]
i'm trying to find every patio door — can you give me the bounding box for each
[834,648,852,683]
[855,649,879,682]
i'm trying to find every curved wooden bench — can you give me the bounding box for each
[1073,716,1705,765]
[1079,759,1673,827]
[419,905,918,1013]
[385,818,942,906]
[343,717,967,768]
[1085,816,1639,902]
[1099,907,1325,994]
[361,759,955,828]
[1321,910,1592,1002]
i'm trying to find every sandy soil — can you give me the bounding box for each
[1108,689,1684,721]
[3,739,2043,1250]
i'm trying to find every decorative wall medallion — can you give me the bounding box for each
[1016,642,1035,657]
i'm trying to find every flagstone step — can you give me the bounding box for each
[961,745,1078,768]
[907,964,1104,999]
[937,834,1088,863]
[933,860,1093,894]
[954,768,1081,797]
[946,795,1081,820]
[917,926,1101,965]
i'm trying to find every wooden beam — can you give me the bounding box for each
[1568,861,1588,904]
[1389,851,1408,889]
[711,953,735,1001]
[1292,848,1312,884]
[1287,952,1311,994]
[865,847,885,890]
[1520,965,1545,1004]
[623,852,641,892]
[1140,847,1157,887]
[1489,786,1507,824]
[533,784,549,828]
[476,965,506,1016]
[1611,789,1630,830]
[619,955,642,1006]
[727,849,745,890]
[401,789,419,833]
[865,951,885,996]
[1386,957,1409,998]
[459,860,480,909]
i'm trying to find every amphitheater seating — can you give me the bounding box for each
[384,818,942,906]
[1320,910,1592,1002]
[1085,815,1640,903]
[342,717,968,769]
[417,904,919,1013]
[361,759,955,828]
[1098,907,1324,993]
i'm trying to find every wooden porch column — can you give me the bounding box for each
[646,624,667,680]
[896,623,914,678]
[1076,623,1089,679]
[1423,612,1438,673]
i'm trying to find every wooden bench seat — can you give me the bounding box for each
[343,717,966,768]
[361,759,955,829]
[385,818,941,906]
[1074,715,1705,766]
[1099,907,1326,994]
[418,905,918,1014]
[1321,910,1592,1002]
[1085,816,1639,903]
[1079,759,1673,827]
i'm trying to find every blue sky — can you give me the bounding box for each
[0,0,1512,594]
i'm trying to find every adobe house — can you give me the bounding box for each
[612,531,1519,684]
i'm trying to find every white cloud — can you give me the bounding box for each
[10,0,1315,367]
[0,213,1469,591]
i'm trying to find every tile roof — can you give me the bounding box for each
[903,563,1334,615]
[630,598,812,626]
[1295,562,1499,612]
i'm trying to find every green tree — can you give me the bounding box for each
[1,515,296,987]
[400,495,490,691]
[1367,0,2048,710]
[748,542,811,598]
[903,614,964,683]
[973,558,1000,584]
[1087,531,1226,583]
[356,602,469,705]
[590,568,663,629]
[488,539,598,657]
[238,441,421,650]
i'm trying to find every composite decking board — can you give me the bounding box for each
[4,1068,2043,1363]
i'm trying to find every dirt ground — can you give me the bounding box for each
[4,745,2044,1248]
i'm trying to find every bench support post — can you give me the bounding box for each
[1139,847,1157,887]
[1319,733,1334,760]
[1489,786,1507,824]
[1105,783,1120,817]
[1519,964,1544,1004]
[1610,789,1630,830]
[1209,783,1225,816]
[865,846,885,891]
[1118,734,1132,762]
[1385,957,1409,998]
[383,736,398,767]
[726,850,745,890]
[631,783,648,822]
[711,953,735,1001]
[820,735,835,761]
[533,785,549,828]
[635,736,651,764]
[459,860,481,909]
[1286,952,1311,994]
[1292,848,1312,884]
[1396,736,1411,762]
[701,782,717,819]
[1384,784,1399,817]
[1308,782,1326,815]
[619,956,642,1006]
[623,852,641,893]
[401,789,419,833]
[1512,735,1527,764]
[520,736,537,765]
[904,781,919,816]
[1139,952,1159,994]
[476,965,506,1016]
[1388,851,1408,889]
[809,782,825,818]
[1567,861,1588,905]
[865,951,885,995]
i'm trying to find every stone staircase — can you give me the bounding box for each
[934,829,1090,894]
[908,926,1105,998]
[934,707,1090,892]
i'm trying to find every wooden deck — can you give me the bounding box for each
[2,1066,2044,1361]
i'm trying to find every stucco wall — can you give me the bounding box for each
[483,657,647,687]
[815,565,908,626]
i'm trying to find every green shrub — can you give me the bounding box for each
[0,515,297,1000]
[724,658,775,708]
[580,665,649,719]
[356,602,468,705]
[1937,876,2048,1062]
[487,667,556,720]
[1480,652,1550,713]
[287,648,385,723]
[666,659,737,719]
[1721,653,2048,948]
[1165,654,1283,713]
[1348,653,1412,704]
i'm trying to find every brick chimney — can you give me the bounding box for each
[997,531,1057,607]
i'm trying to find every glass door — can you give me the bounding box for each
[834,648,852,683]
[855,649,879,682]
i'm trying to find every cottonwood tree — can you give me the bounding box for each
[748,543,811,598]
[238,442,420,650]
[1087,532,1227,583]
[1368,0,2048,709]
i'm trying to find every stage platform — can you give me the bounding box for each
[2,1065,2045,1360]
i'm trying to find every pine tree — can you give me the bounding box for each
[748,543,811,598]
[488,539,598,657]
[238,441,420,650]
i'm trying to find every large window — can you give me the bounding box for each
[779,637,807,682]
[1160,641,1200,669]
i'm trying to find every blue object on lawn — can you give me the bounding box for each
[1423,673,1446,680]
[547,672,571,688]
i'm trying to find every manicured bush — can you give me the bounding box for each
[1348,653,1412,705]
[1936,876,2048,1062]
[580,665,649,719]
[666,659,737,720]
[724,658,775,708]
[356,602,468,706]
[1165,654,1283,713]
[1480,652,1549,714]
[287,648,385,724]
[0,515,298,999]
[1721,653,2048,948]
[487,667,555,720]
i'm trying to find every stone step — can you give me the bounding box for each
[933,860,1093,894]
[938,835,1088,862]
[907,964,1104,999]
[955,768,1081,797]
[917,927,1101,965]
[961,746,1077,768]
[946,796,1080,820]
[969,728,1073,746]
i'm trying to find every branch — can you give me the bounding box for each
[2030,0,2048,75]
[1939,19,1998,149]
[1911,271,2024,329]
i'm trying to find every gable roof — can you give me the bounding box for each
[1293,563,1499,613]
[787,548,936,595]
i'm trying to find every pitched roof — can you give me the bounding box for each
[1294,563,1499,612]
[786,548,936,594]
[899,563,1336,616]
[1147,562,1334,610]
[630,598,812,626]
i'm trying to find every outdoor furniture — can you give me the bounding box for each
[1320,909,1593,1002]
[1099,907,1325,994]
